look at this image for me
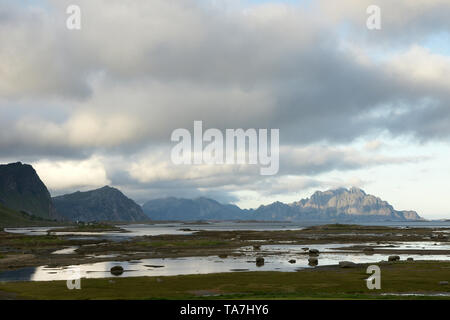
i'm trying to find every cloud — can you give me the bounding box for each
[32,156,110,193]
[0,0,449,216]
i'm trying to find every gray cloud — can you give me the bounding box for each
[0,0,449,204]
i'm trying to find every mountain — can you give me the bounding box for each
[143,197,243,220]
[254,187,422,222]
[143,187,422,222]
[53,186,148,222]
[0,162,59,220]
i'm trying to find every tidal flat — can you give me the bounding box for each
[0,223,449,299]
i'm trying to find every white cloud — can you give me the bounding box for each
[33,156,110,191]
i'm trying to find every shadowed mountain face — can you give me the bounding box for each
[53,186,148,222]
[0,162,59,220]
[142,197,243,221]
[143,188,422,222]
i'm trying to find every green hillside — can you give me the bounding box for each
[0,203,53,228]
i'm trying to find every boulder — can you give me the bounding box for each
[308,257,318,266]
[110,265,124,276]
[406,257,414,261]
[308,249,319,256]
[253,244,261,250]
[339,261,357,268]
[288,259,296,264]
[388,255,400,262]
[256,256,265,266]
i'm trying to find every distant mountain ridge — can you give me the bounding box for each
[143,187,422,222]
[252,187,422,222]
[142,197,243,221]
[53,186,148,222]
[0,162,60,220]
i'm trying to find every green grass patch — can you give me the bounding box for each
[8,235,67,246]
[134,240,228,248]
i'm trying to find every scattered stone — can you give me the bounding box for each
[439,281,448,286]
[388,255,400,262]
[407,257,414,261]
[110,265,124,276]
[230,269,250,272]
[218,254,228,259]
[288,259,296,264]
[308,249,319,256]
[308,257,318,266]
[145,265,164,268]
[302,247,309,251]
[253,244,261,250]
[256,256,265,266]
[339,261,357,268]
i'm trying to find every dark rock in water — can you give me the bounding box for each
[256,256,265,267]
[253,244,261,250]
[339,261,357,268]
[231,269,250,272]
[110,265,124,276]
[308,257,318,266]
[218,254,228,259]
[302,248,309,251]
[388,255,400,262]
[144,265,164,268]
[308,249,319,256]
[407,257,414,261]
[288,259,296,264]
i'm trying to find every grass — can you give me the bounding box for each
[0,261,449,300]
[134,240,228,248]
[49,223,124,233]
[7,235,68,247]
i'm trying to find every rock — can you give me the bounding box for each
[256,256,265,266]
[388,255,400,262]
[308,257,318,266]
[339,261,357,268]
[218,254,228,259]
[288,259,296,264]
[439,281,449,286]
[407,257,414,261]
[253,244,261,250]
[308,249,319,256]
[363,248,375,254]
[302,247,309,251]
[110,265,124,276]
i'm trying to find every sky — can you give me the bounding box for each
[1,0,450,219]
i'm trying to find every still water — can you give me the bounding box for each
[1,242,450,282]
